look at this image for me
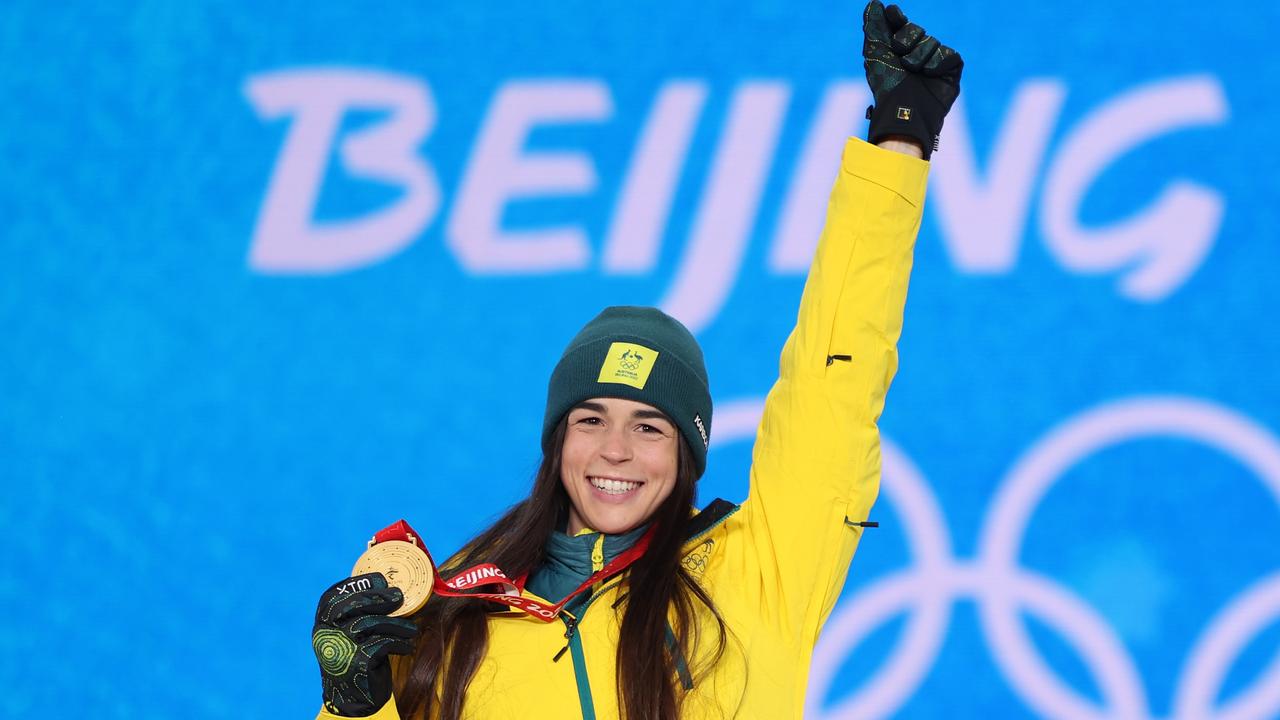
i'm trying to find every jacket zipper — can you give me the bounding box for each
[546,506,742,712]
[552,611,578,662]
[549,567,628,661]
[554,607,597,720]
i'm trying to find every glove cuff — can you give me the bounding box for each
[865,76,946,160]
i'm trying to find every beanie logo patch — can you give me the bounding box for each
[597,342,658,389]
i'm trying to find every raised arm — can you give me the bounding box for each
[738,1,962,640]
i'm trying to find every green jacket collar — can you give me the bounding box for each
[526,524,648,603]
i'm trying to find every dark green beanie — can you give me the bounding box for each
[543,306,712,478]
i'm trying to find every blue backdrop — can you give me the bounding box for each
[3,1,1279,718]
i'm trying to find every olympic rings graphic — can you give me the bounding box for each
[710,395,1280,720]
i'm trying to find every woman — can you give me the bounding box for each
[311,3,961,717]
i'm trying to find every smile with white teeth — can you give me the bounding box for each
[589,476,643,495]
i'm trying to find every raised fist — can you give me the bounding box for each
[862,1,963,158]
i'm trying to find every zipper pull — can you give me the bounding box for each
[552,615,578,662]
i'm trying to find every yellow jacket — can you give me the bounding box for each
[318,137,928,719]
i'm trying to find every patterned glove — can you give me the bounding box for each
[312,573,418,717]
[862,0,963,158]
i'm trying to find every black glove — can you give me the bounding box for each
[862,1,963,158]
[312,573,418,716]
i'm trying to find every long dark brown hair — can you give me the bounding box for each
[395,418,729,720]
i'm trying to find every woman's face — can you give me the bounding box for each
[560,397,679,535]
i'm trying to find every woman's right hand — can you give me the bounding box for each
[312,573,418,717]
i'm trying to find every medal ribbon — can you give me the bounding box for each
[372,519,653,622]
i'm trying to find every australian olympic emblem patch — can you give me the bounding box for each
[597,342,658,389]
[681,539,715,579]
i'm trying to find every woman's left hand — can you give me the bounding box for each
[862,1,964,158]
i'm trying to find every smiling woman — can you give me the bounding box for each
[561,399,680,535]
[308,3,961,719]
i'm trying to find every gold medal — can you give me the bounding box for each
[353,538,435,617]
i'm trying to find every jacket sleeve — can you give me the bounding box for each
[740,137,927,641]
